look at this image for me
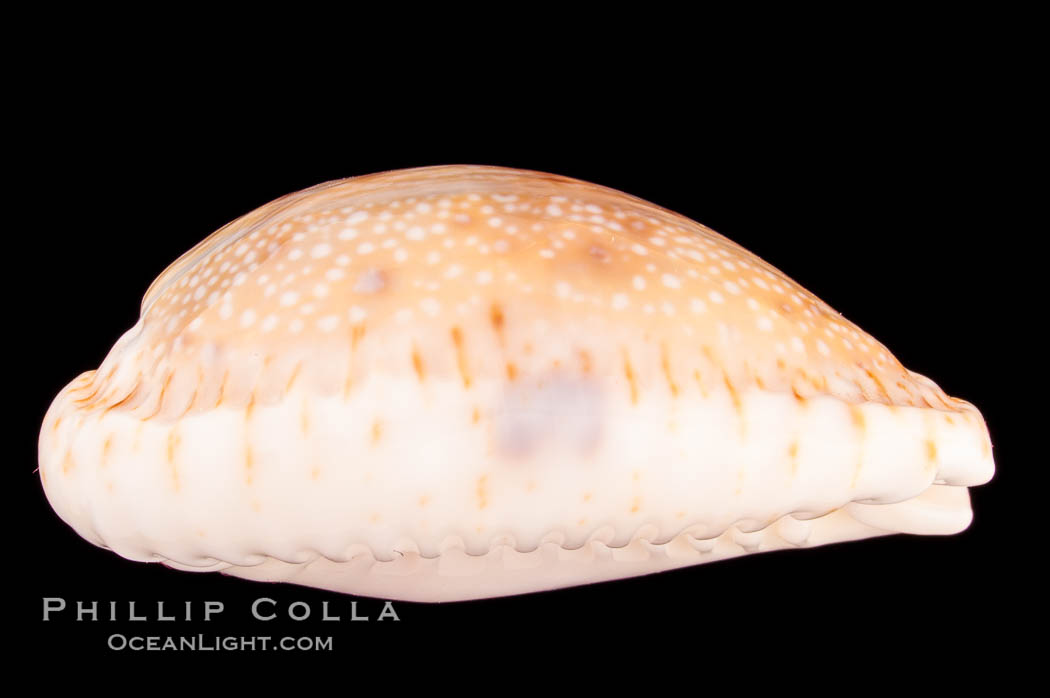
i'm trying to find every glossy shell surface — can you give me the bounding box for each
[39,165,994,601]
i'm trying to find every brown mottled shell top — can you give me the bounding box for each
[71,165,967,418]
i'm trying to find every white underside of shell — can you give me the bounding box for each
[40,367,992,601]
[214,483,973,602]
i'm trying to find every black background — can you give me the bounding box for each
[12,37,1027,672]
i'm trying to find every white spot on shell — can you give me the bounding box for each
[420,298,440,316]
